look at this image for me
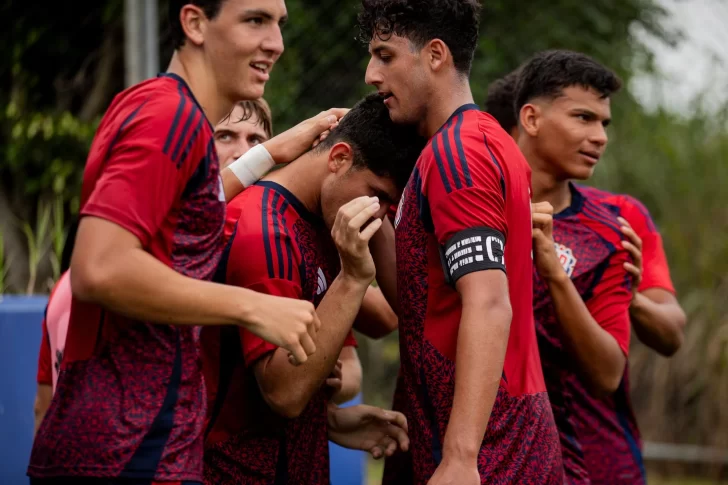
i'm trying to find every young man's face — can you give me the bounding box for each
[214,104,270,168]
[320,161,399,231]
[365,34,430,126]
[204,0,286,102]
[531,86,611,180]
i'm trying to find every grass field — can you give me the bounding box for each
[365,458,726,485]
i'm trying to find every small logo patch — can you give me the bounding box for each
[316,267,328,296]
[394,188,406,229]
[554,243,577,277]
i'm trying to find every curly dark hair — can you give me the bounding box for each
[514,50,622,112]
[484,69,519,133]
[316,93,426,190]
[168,0,225,49]
[357,0,482,75]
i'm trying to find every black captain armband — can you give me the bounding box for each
[439,227,506,286]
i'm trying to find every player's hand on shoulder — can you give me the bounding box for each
[531,202,565,282]
[243,292,321,366]
[264,108,349,164]
[617,216,643,298]
[427,458,480,485]
[332,196,382,287]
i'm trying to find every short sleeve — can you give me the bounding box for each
[239,279,303,366]
[37,316,52,386]
[585,252,633,356]
[617,196,675,294]
[223,208,304,366]
[82,106,208,247]
[424,120,510,282]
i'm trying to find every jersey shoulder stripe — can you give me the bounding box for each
[261,188,297,282]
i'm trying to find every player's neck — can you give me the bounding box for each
[166,51,232,127]
[531,169,572,214]
[421,78,474,138]
[263,152,325,217]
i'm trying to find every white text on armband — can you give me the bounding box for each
[440,227,506,285]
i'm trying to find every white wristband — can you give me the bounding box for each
[227,144,275,188]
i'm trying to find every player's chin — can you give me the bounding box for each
[387,107,413,126]
[569,165,595,180]
[238,78,266,101]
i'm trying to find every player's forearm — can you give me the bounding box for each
[369,219,398,314]
[443,300,511,463]
[547,274,626,394]
[353,286,398,339]
[71,247,258,327]
[630,291,686,356]
[221,168,246,203]
[258,275,368,418]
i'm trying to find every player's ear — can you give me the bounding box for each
[519,103,541,137]
[327,142,354,174]
[180,4,206,47]
[426,39,448,72]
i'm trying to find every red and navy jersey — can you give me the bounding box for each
[28,73,225,482]
[578,185,674,294]
[202,181,356,485]
[384,105,563,484]
[559,185,670,485]
[534,184,636,484]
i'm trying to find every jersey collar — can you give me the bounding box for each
[255,181,323,226]
[435,103,481,135]
[554,182,585,219]
[157,72,213,130]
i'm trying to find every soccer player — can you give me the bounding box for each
[28,1,345,483]
[487,60,686,484]
[358,1,564,483]
[486,70,685,355]
[515,49,638,484]
[202,93,421,483]
[215,98,273,169]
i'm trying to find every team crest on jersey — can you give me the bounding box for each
[394,187,406,229]
[554,243,577,277]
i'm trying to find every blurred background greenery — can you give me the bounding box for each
[1,0,726,481]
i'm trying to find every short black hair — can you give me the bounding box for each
[168,0,225,49]
[515,50,622,112]
[357,0,482,75]
[316,93,426,190]
[485,69,519,133]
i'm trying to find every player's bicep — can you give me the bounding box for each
[70,217,146,300]
[425,130,509,285]
[455,268,510,312]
